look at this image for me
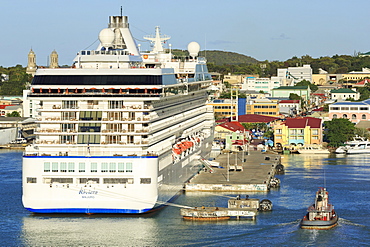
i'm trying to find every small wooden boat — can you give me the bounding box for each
[300,187,338,230]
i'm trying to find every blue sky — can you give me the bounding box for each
[2,0,370,67]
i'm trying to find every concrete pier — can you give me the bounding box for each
[185,150,281,192]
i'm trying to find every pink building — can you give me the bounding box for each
[329,99,370,123]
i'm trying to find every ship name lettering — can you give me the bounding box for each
[79,189,98,195]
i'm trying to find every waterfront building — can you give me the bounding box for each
[1,105,23,117]
[330,88,360,101]
[274,117,323,146]
[329,99,370,123]
[0,117,36,143]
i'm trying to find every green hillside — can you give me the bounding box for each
[200,50,259,65]
[171,49,259,65]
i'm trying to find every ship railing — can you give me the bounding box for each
[24,149,158,157]
[79,50,130,56]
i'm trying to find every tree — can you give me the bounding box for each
[324,118,355,147]
[322,104,329,112]
[289,93,301,101]
[295,79,318,92]
[6,111,21,117]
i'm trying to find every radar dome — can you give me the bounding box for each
[99,28,115,48]
[187,42,200,58]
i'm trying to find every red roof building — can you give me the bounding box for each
[274,117,323,146]
[217,114,280,124]
[355,79,370,87]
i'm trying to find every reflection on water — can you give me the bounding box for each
[22,216,160,246]
[2,150,370,246]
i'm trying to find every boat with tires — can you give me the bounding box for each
[300,187,338,229]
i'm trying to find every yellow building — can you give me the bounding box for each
[208,99,237,119]
[312,74,327,85]
[223,74,259,85]
[246,99,280,117]
[274,117,323,146]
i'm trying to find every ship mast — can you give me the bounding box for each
[144,26,170,54]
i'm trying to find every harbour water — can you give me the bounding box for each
[1,150,370,246]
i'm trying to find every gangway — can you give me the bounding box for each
[198,158,215,173]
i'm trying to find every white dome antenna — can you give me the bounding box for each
[187,42,200,58]
[99,28,115,48]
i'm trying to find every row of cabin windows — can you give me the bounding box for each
[332,114,367,120]
[43,162,133,173]
[27,177,151,184]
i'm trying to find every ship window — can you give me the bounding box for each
[60,162,67,172]
[79,178,99,184]
[62,100,78,109]
[79,163,85,172]
[79,111,102,121]
[108,101,124,109]
[101,162,108,172]
[103,178,132,184]
[126,162,133,172]
[44,162,50,172]
[52,162,58,172]
[140,178,151,184]
[62,112,77,121]
[118,162,125,172]
[77,134,101,145]
[109,162,116,172]
[27,177,37,183]
[91,162,97,172]
[32,75,162,86]
[50,178,73,184]
[68,162,75,172]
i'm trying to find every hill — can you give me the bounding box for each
[171,49,259,65]
[200,50,259,65]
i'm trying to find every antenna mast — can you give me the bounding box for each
[120,6,123,16]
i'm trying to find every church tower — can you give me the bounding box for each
[49,50,59,68]
[26,49,37,76]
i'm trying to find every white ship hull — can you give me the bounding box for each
[23,135,213,213]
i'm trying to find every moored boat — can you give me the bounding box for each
[297,145,330,154]
[300,187,338,230]
[335,136,370,154]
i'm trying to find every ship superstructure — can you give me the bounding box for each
[22,15,214,214]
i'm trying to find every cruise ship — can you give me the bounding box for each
[22,15,214,214]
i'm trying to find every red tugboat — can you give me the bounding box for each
[300,187,338,230]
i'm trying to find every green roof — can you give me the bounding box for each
[274,86,309,90]
[330,88,357,93]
